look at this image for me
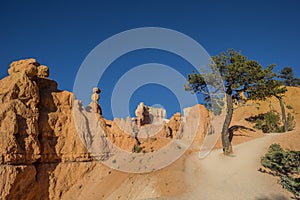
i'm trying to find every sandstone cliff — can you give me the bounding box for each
[0,59,95,199]
[0,59,197,199]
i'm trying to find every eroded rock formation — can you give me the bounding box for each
[134,102,167,126]
[86,87,102,116]
[0,59,90,199]
[0,59,208,199]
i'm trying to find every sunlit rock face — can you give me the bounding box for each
[0,59,210,200]
[0,59,90,200]
[134,102,167,125]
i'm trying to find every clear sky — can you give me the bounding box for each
[0,0,299,120]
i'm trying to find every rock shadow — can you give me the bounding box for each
[35,78,61,199]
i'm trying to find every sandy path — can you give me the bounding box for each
[61,133,295,200]
[177,134,293,200]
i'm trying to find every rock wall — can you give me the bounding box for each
[0,59,91,200]
[148,106,167,124]
[0,59,209,199]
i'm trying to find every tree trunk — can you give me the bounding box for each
[221,93,233,155]
[276,96,287,132]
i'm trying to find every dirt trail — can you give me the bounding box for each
[61,133,296,200]
[61,86,300,199]
[178,133,293,200]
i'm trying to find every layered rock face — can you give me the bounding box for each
[0,59,40,164]
[0,59,91,199]
[1,59,200,199]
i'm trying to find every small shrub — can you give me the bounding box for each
[287,105,293,110]
[253,111,281,133]
[132,144,144,153]
[261,144,300,198]
[248,111,296,133]
[281,176,300,197]
[287,113,296,131]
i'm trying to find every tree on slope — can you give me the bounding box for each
[247,66,288,131]
[251,66,300,132]
[185,49,281,155]
[278,67,300,87]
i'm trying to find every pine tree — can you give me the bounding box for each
[279,67,300,87]
[185,49,282,155]
[247,65,288,131]
[250,66,300,132]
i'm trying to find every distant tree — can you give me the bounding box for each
[278,67,300,87]
[185,49,278,155]
[250,66,299,132]
[247,66,289,131]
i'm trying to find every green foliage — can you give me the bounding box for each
[186,49,273,101]
[247,111,296,133]
[254,111,282,133]
[185,49,283,116]
[278,67,300,87]
[286,105,293,110]
[132,144,145,153]
[281,176,300,197]
[185,49,290,154]
[247,67,287,101]
[286,113,296,131]
[261,144,300,197]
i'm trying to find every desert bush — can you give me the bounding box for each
[132,143,145,153]
[247,111,296,133]
[261,144,300,198]
[286,105,293,110]
[253,111,282,133]
[281,176,300,197]
[286,113,296,131]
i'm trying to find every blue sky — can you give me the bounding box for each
[0,0,299,119]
